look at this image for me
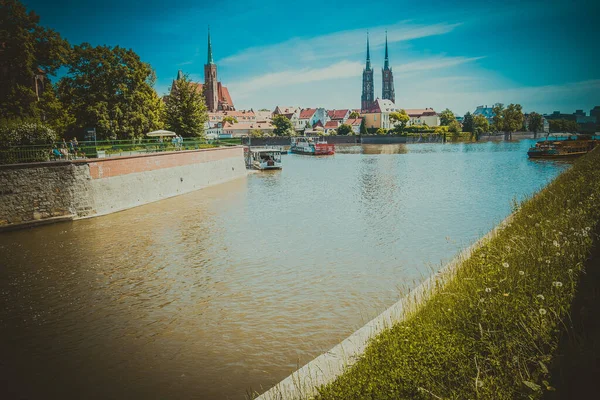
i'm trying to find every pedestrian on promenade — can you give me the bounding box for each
[61,139,70,159]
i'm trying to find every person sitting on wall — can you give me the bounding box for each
[50,146,64,160]
[61,139,70,160]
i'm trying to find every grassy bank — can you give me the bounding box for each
[316,149,600,399]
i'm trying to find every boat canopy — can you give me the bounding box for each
[146,130,176,137]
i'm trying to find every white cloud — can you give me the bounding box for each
[228,61,363,99]
[220,21,462,68]
[229,55,484,101]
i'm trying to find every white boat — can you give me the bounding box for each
[290,137,335,155]
[246,148,283,170]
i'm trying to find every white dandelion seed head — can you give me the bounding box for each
[552,281,563,287]
[535,223,540,228]
[546,260,551,264]
[556,252,561,257]
[553,240,560,248]
[485,288,492,293]
[476,380,484,388]
[503,262,510,268]
[519,271,525,275]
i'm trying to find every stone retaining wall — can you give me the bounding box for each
[0,146,247,228]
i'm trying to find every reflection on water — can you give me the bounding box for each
[0,141,569,399]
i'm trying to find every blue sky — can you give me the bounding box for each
[25,0,600,115]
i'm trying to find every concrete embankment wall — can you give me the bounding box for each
[0,146,247,229]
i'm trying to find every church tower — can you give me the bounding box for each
[361,33,374,112]
[381,32,395,103]
[204,28,219,112]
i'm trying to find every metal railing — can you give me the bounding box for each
[0,138,242,165]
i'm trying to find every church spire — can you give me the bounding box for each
[365,32,371,70]
[207,27,214,65]
[384,30,390,70]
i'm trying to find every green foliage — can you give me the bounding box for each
[462,112,474,133]
[434,126,449,134]
[503,103,524,133]
[0,0,71,120]
[58,43,165,139]
[164,74,207,138]
[405,125,435,133]
[390,110,410,133]
[376,128,387,134]
[249,128,263,138]
[349,111,360,119]
[448,120,462,134]
[222,116,237,124]
[491,103,524,134]
[473,114,490,139]
[528,112,543,133]
[439,108,456,126]
[336,123,353,136]
[549,119,579,133]
[360,118,368,135]
[0,119,58,163]
[272,114,293,136]
[317,148,600,399]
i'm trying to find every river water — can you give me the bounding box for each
[0,141,568,399]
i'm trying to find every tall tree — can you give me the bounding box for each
[360,118,368,135]
[472,114,490,139]
[272,114,293,136]
[448,120,462,135]
[462,112,474,133]
[491,103,505,132]
[164,75,207,138]
[528,112,543,136]
[502,103,524,140]
[0,0,70,120]
[390,110,409,133]
[439,108,456,126]
[58,43,165,139]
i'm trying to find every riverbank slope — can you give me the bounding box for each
[313,150,600,398]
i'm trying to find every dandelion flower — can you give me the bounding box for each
[485,288,492,293]
[537,294,545,300]
[556,252,561,256]
[546,260,551,264]
[553,240,560,248]
[552,281,563,288]
[503,293,509,297]
[476,380,484,388]
[519,271,525,276]
[503,262,509,268]
[539,308,547,315]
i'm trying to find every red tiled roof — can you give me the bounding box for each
[405,108,437,117]
[313,120,324,128]
[299,108,317,119]
[324,121,340,128]
[327,109,350,120]
[218,83,234,106]
[346,118,362,126]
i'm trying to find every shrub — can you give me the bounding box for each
[0,119,58,164]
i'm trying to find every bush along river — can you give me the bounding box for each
[0,140,570,399]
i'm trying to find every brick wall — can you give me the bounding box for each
[0,147,247,228]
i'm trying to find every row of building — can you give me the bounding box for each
[202,102,445,137]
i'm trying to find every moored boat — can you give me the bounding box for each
[245,148,283,170]
[527,138,599,159]
[290,137,335,155]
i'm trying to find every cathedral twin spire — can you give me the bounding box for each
[361,31,395,111]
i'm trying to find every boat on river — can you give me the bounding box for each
[290,137,335,155]
[527,137,599,159]
[245,148,282,170]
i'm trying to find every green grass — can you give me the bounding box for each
[316,148,600,399]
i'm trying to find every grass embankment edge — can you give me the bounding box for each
[313,149,600,399]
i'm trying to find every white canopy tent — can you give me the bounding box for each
[146,130,176,137]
